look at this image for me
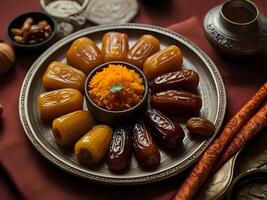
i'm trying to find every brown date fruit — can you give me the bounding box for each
[102,32,129,62]
[30,25,45,40]
[150,90,202,116]
[127,35,160,68]
[146,108,184,149]
[107,126,132,173]
[186,117,215,137]
[150,69,199,93]
[132,119,160,169]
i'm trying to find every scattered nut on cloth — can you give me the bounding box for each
[0,103,3,116]
[0,42,15,74]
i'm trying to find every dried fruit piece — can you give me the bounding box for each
[75,125,113,164]
[38,88,83,121]
[42,61,86,92]
[150,69,199,93]
[11,18,52,44]
[143,45,183,80]
[52,110,94,146]
[150,90,202,116]
[102,32,129,62]
[146,108,184,149]
[107,126,132,173]
[127,35,160,68]
[186,117,215,137]
[66,37,103,74]
[133,119,161,169]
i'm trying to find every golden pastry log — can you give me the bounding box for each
[42,61,86,92]
[66,37,103,74]
[102,32,129,62]
[75,125,113,164]
[143,45,183,80]
[127,35,160,68]
[38,88,83,121]
[52,110,94,146]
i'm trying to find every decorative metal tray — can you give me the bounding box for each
[19,23,226,185]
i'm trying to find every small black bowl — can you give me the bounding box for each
[226,169,267,200]
[7,11,57,50]
[84,61,149,125]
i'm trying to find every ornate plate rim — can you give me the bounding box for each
[19,23,227,185]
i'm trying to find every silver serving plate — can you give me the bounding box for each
[19,23,226,185]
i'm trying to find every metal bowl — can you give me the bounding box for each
[226,169,267,200]
[84,61,149,125]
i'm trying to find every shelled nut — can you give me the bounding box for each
[0,103,3,116]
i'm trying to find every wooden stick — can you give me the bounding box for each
[172,82,267,200]
[214,103,267,170]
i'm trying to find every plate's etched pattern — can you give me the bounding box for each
[19,23,226,184]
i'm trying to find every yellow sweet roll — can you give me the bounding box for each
[89,64,145,110]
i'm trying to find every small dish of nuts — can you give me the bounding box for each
[7,12,57,49]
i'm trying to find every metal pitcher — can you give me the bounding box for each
[204,0,267,57]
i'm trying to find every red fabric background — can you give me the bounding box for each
[0,0,267,200]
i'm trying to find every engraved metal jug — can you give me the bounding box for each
[204,0,267,57]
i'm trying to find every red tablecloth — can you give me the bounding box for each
[0,0,267,200]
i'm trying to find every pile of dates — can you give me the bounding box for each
[36,32,216,174]
[107,69,216,173]
[11,17,52,44]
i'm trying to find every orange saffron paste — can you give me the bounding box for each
[89,64,145,110]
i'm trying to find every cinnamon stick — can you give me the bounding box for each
[172,82,267,200]
[214,103,267,170]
